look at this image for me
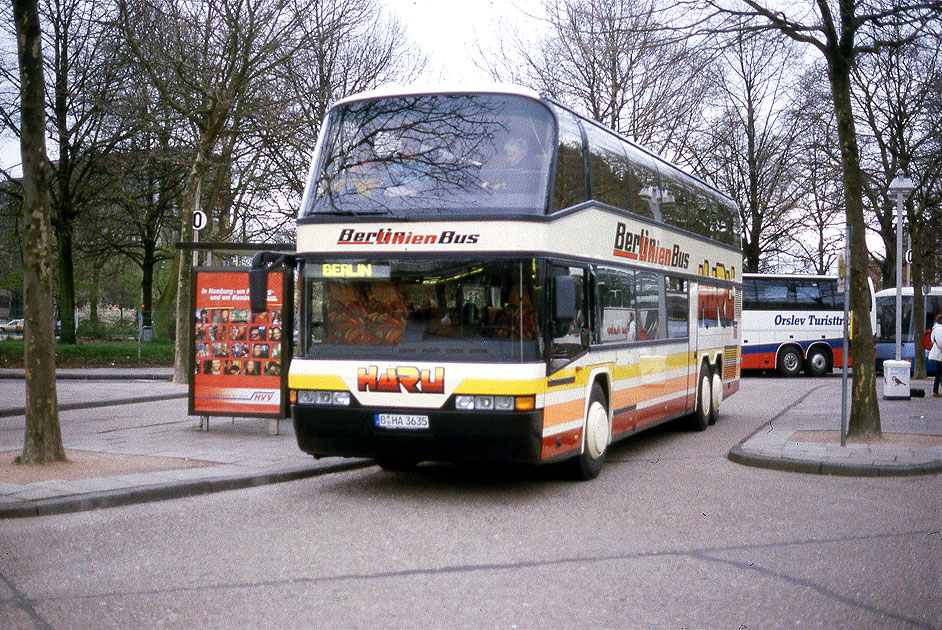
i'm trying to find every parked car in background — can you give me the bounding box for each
[1,319,24,333]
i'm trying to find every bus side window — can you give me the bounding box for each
[633,270,661,340]
[585,124,631,211]
[742,277,758,310]
[629,161,658,221]
[597,267,636,343]
[661,177,689,233]
[551,110,586,212]
[666,276,689,339]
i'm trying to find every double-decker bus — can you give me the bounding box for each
[874,286,942,375]
[253,85,741,478]
[741,273,874,377]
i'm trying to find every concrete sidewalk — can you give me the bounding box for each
[0,368,371,518]
[0,369,939,519]
[729,376,942,476]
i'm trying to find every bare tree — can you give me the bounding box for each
[786,63,846,274]
[693,30,805,272]
[855,30,942,378]
[0,0,134,344]
[492,0,714,163]
[11,0,65,464]
[688,0,942,439]
[117,0,317,383]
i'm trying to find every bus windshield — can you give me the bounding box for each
[300,258,543,363]
[302,93,555,217]
[876,295,913,342]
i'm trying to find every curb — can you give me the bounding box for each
[727,443,942,477]
[0,392,188,418]
[0,459,374,519]
[0,371,173,381]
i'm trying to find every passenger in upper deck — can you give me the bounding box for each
[479,135,540,194]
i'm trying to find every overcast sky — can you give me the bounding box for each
[379,0,545,82]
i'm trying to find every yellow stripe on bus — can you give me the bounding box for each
[288,373,347,390]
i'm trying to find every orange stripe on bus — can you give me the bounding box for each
[543,397,585,428]
[611,374,691,408]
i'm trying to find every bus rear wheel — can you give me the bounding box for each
[690,363,714,431]
[567,383,609,481]
[777,347,803,377]
[805,348,830,377]
[709,366,723,424]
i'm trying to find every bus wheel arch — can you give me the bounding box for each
[776,345,803,377]
[805,344,832,377]
[567,380,609,480]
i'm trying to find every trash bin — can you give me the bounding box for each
[141,326,154,343]
[882,359,911,400]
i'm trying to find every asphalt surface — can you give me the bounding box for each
[0,367,940,518]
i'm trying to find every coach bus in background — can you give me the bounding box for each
[874,286,942,375]
[741,273,874,377]
[251,84,742,479]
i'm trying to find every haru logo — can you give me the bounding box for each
[357,366,445,394]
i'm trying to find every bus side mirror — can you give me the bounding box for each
[249,251,295,313]
[249,267,269,313]
[554,274,576,335]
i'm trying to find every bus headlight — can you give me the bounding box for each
[296,390,351,406]
[455,395,532,411]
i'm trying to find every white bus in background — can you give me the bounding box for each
[741,273,874,377]
[874,286,942,375]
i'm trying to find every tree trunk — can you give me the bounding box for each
[911,215,926,379]
[54,212,77,343]
[172,148,208,383]
[141,238,155,329]
[88,264,99,336]
[53,23,76,345]
[827,54,881,439]
[14,0,66,464]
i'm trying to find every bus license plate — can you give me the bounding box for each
[375,414,430,430]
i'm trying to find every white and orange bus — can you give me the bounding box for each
[252,85,742,478]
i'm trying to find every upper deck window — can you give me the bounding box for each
[302,93,555,217]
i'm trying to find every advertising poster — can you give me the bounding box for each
[189,267,291,418]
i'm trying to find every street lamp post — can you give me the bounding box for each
[888,173,915,362]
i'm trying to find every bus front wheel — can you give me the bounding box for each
[567,383,609,480]
[777,347,803,377]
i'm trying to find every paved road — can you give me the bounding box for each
[1,375,939,629]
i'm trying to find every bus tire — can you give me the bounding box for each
[567,382,609,480]
[805,348,830,377]
[777,347,803,377]
[709,365,723,424]
[690,363,713,431]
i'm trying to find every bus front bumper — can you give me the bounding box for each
[291,404,545,465]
